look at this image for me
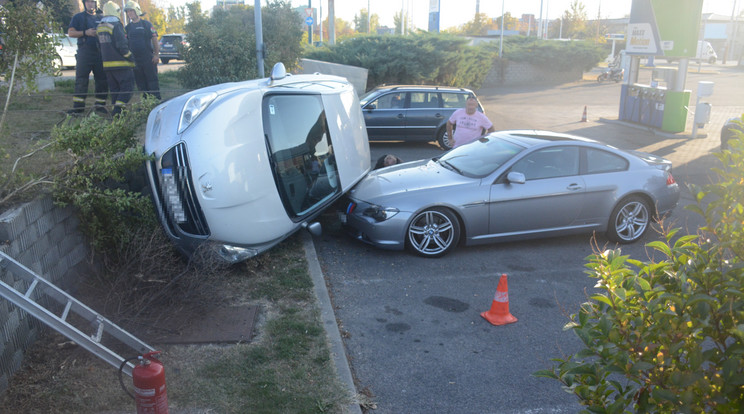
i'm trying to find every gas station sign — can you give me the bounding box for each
[626,0,703,57]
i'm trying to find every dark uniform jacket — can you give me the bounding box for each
[96,16,135,70]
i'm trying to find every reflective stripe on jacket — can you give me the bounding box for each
[97,19,135,70]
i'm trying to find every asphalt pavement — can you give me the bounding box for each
[307,63,744,413]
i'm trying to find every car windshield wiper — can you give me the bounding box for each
[439,159,463,175]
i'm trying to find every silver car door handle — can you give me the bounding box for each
[567,183,583,191]
[397,113,404,118]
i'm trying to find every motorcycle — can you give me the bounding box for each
[597,66,624,83]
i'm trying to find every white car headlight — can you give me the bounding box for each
[178,92,217,134]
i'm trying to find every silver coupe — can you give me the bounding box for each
[342,130,680,257]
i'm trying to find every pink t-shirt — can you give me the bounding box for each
[448,109,493,148]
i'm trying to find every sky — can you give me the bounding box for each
[155,0,738,30]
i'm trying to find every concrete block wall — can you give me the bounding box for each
[0,196,87,393]
[483,60,583,87]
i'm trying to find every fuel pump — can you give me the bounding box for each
[692,81,714,138]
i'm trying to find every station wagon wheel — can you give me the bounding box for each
[437,127,454,150]
[607,196,651,243]
[406,208,460,257]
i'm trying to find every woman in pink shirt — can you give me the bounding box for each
[446,96,495,148]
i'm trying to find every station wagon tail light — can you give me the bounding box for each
[363,205,399,221]
[178,92,217,134]
[666,172,676,186]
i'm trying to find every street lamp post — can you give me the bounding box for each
[499,0,504,58]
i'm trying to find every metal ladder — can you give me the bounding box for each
[0,250,154,376]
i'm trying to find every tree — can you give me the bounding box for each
[449,13,492,36]
[327,16,354,40]
[0,1,59,132]
[353,8,380,34]
[495,12,519,32]
[165,4,188,34]
[134,0,167,36]
[44,0,74,32]
[559,0,588,39]
[393,10,412,35]
[177,1,303,89]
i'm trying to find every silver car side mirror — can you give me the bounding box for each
[303,221,322,236]
[506,171,526,184]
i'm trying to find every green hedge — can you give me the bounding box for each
[304,33,496,91]
[304,34,605,91]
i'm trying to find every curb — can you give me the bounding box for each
[598,117,709,139]
[302,232,362,414]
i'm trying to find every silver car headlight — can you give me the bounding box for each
[178,92,217,134]
[362,205,399,222]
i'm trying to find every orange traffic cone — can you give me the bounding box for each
[481,274,518,326]
[580,106,588,122]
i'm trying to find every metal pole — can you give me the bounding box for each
[401,0,404,34]
[254,0,264,77]
[308,0,313,45]
[328,0,335,44]
[543,0,549,39]
[724,0,737,63]
[537,0,543,38]
[319,0,323,42]
[499,0,504,58]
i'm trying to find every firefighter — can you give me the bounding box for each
[124,1,161,100]
[67,0,108,115]
[97,1,135,116]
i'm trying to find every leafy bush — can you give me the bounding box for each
[177,1,304,89]
[536,131,744,411]
[305,33,496,91]
[51,98,160,253]
[498,36,606,72]
[305,34,604,91]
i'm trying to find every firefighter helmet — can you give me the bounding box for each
[124,1,144,16]
[102,1,120,18]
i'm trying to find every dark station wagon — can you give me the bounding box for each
[359,85,486,150]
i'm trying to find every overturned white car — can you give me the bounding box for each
[145,63,371,263]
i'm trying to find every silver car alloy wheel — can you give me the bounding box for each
[407,208,459,257]
[611,198,650,242]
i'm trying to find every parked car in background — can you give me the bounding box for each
[54,34,77,69]
[666,40,718,64]
[359,85,485,150]
[342,130,680,257]
[158,33,187,64]
[145,63,371,263]
[721,116,743,151]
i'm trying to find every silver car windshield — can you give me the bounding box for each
[438,136,524,177]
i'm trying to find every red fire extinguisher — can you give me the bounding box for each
[132,351,169,414]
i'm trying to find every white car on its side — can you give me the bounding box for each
[144,63,371,263]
